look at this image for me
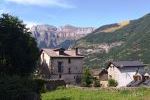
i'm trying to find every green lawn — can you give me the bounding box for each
[42,87,150,100]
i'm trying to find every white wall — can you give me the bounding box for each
[108,64,144,87]
[118,67,144,87]
[40,51,50,66]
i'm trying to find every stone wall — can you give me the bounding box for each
[45,79,66,90]
[40,51,83,84]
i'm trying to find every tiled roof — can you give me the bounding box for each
[127,79,150,87]
[41,48,84,58]
[110,61,144,68]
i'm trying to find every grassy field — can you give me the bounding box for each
[42,87,150,100]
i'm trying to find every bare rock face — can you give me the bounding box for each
[58,25,94,39]
[31,24,94,48]
[31,25,58,48]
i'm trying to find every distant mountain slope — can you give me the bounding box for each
[93,21,129,33]
[76,13,150,68]
[31,25,94,48]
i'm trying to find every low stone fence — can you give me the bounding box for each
[44,79,66,91]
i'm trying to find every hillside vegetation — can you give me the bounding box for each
[76,13,150,68]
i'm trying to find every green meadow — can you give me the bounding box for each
[42,87,150,100]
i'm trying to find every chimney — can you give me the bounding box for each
[75,48,78,55]
[59,48,65,55]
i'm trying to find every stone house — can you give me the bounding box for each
[99,69,108,87]
[40,48,84,84]
[90,68,108,87]
[107,61,145,87]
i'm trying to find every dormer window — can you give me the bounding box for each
[144,73,150,80]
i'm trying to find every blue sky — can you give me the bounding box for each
[0,0,150,27]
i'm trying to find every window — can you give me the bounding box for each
[68,68,71,74]
[58,62,63,73]
[59,74,61,78]
[68,58,71,63]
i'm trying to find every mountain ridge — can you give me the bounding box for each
[31,24,95,48]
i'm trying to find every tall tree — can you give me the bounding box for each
[0,14,39,76]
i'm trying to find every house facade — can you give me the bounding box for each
[40,48,84,84]
[107,61,145,87]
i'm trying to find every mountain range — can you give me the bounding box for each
[76,13,150,68]
[31,25,95,48]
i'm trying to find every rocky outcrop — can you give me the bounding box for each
[31,24,94,48]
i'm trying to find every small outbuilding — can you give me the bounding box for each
[107,61,145,87]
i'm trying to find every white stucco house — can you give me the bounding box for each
[107,61,145,87]
[40,48,84,84]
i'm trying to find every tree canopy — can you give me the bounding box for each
[0,14,39,76]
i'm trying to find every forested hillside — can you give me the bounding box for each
[76,13,150,68]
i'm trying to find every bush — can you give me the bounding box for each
[93,78,100,87]
[57,86,66,90]
[108,79,118,87]
[82,68,93,87]
[34,79,47,93]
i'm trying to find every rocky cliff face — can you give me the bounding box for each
[31,25,94,48]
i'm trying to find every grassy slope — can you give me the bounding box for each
[42,88,150,100]
[77,14,150,68]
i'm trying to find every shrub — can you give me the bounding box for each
[108,79,118,87]
[57,86,66,90]
[93,78,100,87]
[82,68,93,87]
[34,79,47,93]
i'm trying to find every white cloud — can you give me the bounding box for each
[0,10,4,14]
[5,0,75,8]
[24,21,40,28]
[0,8,10,14]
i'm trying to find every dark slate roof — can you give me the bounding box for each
[127,80,143,87]
[142,79,150,86]
[110,61,144,68]
[127,79,150,87]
